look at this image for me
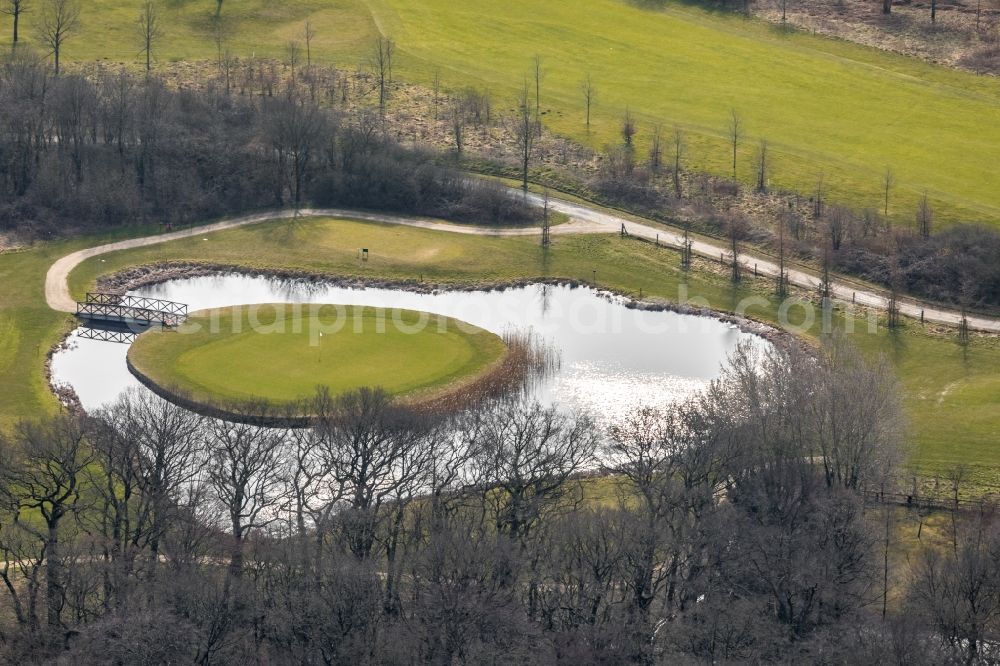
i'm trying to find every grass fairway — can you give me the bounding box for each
[59,215,1000,489]
[7,0,1000,227]
[127,304,507,408]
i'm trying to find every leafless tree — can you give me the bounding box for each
[265,95,328,208]
[917,191,932,239]
[0,415,96,628]
[728,108,743,181]
[515,80,534,192]
[467,397,597,545]
[318,388,432,562]
[37,0,80,76]
[883,0,892,14]
[136,1,161,73]
[581,73,595,132]
[776,209,788,296]
[102,390,204,585]
[909,521,1000,665]
[755,138,767,192]
[673,126,684,198]
[370,35,395,112]
[605,404,729,617]
[205,411,288,580]
[286,40,301,85]
[809,335,904,491]
[432,68,441,120]
[621,107,636,148]
[450,100,466,154]
[1,0,29,45]
[728,215,748,282]
[883,167,894,217]
[304,19,315,67]
[541,187,551,247]
[814,171,825,219]
[533,54,543,134]
[649,122,663,172]
[819,238,832,299]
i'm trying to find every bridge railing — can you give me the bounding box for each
[76,293,188,327]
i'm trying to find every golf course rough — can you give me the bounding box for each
[126,304,508,412]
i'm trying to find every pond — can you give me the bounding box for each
[51,275,766,424]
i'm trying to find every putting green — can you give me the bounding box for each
[126,304,507,409]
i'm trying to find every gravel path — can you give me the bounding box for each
[46,198,1000,333]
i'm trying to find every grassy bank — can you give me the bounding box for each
[127,304,507,408]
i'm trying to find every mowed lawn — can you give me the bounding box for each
[56,216,1000,487]
[0,226,169,431]
[128,305,507,406]
[4,0,999,226]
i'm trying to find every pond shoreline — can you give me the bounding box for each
[51,262,800,421]
[96,260,801,348]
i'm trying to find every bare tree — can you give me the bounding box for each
[432,67,441,120]
[541,188,551,247]
[681,222,693,269]
[0,415,96,628]
[265,96,328,208]
[581,73,595,132]
[810,335,904,491]
[516,80,534,192]
[776,210,788,296]
[673,126,684,198]
[883,0,892,14]
[729,216,748,282]
[1,0,29,45]
[649,122,663,172]
[909,523,1000,665]
[304,19,315,67]
[318,388,431,564]
[103,390,203,585]
[533,54,543,134]
[468,397,596,545]
[917,191,932,239]
[136,0,161,74]
[370,35,394,112]
[450,100,466,154]
[728,108,743,181]
[286,40,301,85]
[605,405,729,617]
[883,166,894,217]
[621,107,636,148]
[755,138,768,192]
[819,239,832,299]
[814,171,825,219]
[887,242,902,329]
[37,0,80,76]
[206,412,288,580]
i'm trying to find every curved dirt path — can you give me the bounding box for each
[46,198,1000,333]
[44,206,605,313]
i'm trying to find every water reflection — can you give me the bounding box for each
[51,276,765,424]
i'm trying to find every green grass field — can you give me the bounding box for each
[127,304,507,407]
[51,215,999,487]
[5,0,1000,228]
[0,226,171,432]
